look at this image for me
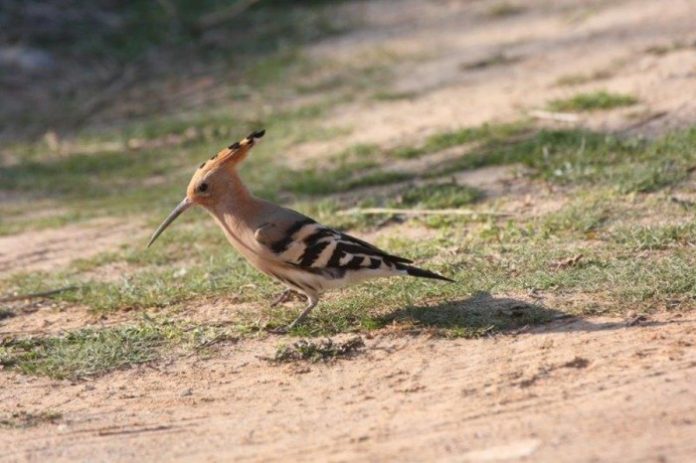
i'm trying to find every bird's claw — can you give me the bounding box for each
[265,325,289,335]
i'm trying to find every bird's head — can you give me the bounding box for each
[147,129,265,247]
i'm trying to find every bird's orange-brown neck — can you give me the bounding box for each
[202,170,265,259]
[207,170,259,219]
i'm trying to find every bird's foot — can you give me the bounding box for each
[263,316,304,335]
[265,325,289,335]
[284,298,317,331]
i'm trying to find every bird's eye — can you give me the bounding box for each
[198,182,209,193]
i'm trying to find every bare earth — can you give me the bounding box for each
[2,0,696,462]
[2,312,695,462]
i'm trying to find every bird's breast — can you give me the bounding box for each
[210,210,265,261]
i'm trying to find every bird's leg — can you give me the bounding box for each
[286,294,318,331]
[270,288,295,307]
[266,294,318,334]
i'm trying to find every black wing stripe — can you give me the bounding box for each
[344,255,365,270]
[327,245,345,267]
[270,218,315,254]
[299,240,331,267]
[369,258,382,269]
[303,228,335,246]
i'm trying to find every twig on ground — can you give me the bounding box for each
[338,207,511,217]
[0,286,78,303]
[97,425,174,437]
[618,111,668,133]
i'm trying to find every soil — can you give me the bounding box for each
[0,218,144,274]
[1,311,694,462]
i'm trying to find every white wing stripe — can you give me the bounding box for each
[312,240,338,268]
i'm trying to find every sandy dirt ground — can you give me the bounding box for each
[2,0,696,462]
[0,218,145,274]
[2,312,695,462]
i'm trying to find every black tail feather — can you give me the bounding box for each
[402,265,454,282]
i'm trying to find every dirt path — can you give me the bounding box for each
[2,311,694,462]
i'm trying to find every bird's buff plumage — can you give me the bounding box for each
[148,130,453,331]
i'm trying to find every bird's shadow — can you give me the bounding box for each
[374,291,658,336]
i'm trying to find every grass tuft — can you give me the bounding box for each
[390,122,529,160]
[0,323,171,379]
[271,336,365,363]
[0,318,238,379]
[397,182,483,209]
[548,91,637,112]
[611,222,696,251]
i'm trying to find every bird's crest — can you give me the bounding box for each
[198,129,265,173]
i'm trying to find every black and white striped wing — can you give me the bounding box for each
[255,217,411,275]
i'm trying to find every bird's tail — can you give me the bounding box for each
[399,264,454,282]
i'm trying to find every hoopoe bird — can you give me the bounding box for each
[148,130,453,331]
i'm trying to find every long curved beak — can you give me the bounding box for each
[147,198,192,248]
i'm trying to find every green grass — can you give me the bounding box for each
[430,126,696,194]
[0,318,236,379]
[610,221,696,251]
[388,121,529,160]
[397,182,483,208]
[540,194,611,237]
[1,224,276,312]
[548,91,638,111]
[6,187,695,345]
[0,323,169,379]
[2,175,696,377]
[3,122,696,318]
